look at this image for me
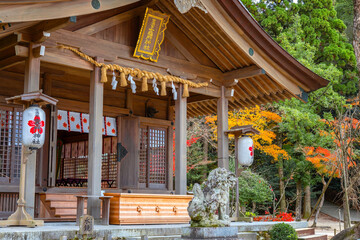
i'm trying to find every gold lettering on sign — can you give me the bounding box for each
[134,8,170,62]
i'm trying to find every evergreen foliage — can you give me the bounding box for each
[242,0,358,96]
[269,223,298,240]
[237,170,273,206]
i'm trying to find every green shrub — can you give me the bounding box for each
[269,223,298,240]
[238,170,273,206]
[245,211,257,217]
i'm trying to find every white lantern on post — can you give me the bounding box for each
[22,105,45,149]
[225,125,260,221]
[237,136,254,167]
[0,92,57,228]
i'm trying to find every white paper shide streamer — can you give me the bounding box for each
[171,81,177,100]
[129,75,136,93]
[111,71,118,90]
[152,78,159,95]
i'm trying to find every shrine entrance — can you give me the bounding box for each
[55,110,118,189]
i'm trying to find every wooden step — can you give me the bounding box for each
[54,208,79,216]
[49,201,86,208]
[298,234,328,240]
[43,193,78,201]
[296,228,316,236]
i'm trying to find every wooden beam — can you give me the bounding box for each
[75,3,152,35]
[0,0,71,4]
[43,46,93,70]
[0,22,37,39]
[223,65,265,82]
[0,33,30,52]
[0,45,28,70]
[47,29,223,79]
[56,98,129,117]
[0,0,141,23]
[31,17,77,43]
[32,45,45,58]
[43,30,223,97]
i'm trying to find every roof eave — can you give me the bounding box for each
[217,0,329,92]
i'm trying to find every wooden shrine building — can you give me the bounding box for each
[0,0,327,221]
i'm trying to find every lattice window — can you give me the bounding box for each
[0,107,22,184]
[149,128,167,185]
[139,126,167,189]
[139,127,147,184]
[58,137,118,188]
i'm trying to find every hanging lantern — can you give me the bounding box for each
[22,105,46,149]
[237,136,254,166]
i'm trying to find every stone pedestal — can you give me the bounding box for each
[182,227,239,240]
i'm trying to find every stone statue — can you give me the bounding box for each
[187,168,237,227]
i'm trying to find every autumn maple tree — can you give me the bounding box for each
[205,105,288,161]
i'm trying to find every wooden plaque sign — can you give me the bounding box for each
[133,8,170,62]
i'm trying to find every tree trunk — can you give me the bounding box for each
[312,176,326,227]
[252,202,256,213]
[295,180,303,221]
[343,189,352,229]
[278,158,286,212]
[354,0,360,96]
[342,161,352,229]
[303,184,311,219]
[203,137,208,162]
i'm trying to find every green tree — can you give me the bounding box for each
[335,0,353,42]
[237,170,273,212]
[242,0,358,96]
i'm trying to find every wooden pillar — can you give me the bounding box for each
[87,57,103,219]
[24,42,40,217]
[175,86,187,195]
[167,102,174,192]
[217,86,229,170]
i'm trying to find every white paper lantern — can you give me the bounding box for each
[22,105,46,149]
[237,136,254,167]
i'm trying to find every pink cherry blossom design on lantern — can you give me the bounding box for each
[107,122,111,127]
[102,128,104,133]
[83,118,87,123]
[76,124,80,129]
[57,115,62,121]
[111,129,116,134]
[249,146,253,157]
[28,115,44,134]
[70,116,75,122]
[63,122,67,128]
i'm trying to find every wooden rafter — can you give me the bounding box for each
[190,9,250,67]
[165,24,200,64]
[187,9,241,69]
[156,1,231,71]
[223,65,265,82]
[0,0,141,23]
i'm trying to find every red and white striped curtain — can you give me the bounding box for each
[57,110,117,136]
